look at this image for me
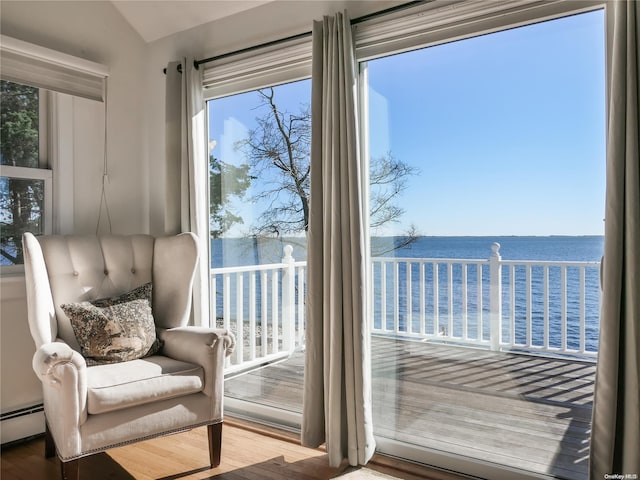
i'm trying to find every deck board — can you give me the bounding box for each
[225,336,595,479]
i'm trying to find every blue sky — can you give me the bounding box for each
[210,9,605,237]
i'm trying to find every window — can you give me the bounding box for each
[207,79,311,426]
[0,36,108,272]
[361,8,605,479]
[0,80,52,267]
[201,34,312,425]
[196,1,606,475]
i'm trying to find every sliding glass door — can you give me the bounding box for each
[207,79,310,425]
[361,10,605,478]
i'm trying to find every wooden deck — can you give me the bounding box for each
[225,336,595,480]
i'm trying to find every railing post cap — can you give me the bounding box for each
[491,242,501,256]
[283,244,294,260]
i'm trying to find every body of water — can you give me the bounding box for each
[371,235,603,262]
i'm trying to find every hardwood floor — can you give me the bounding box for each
[0,418,469,480]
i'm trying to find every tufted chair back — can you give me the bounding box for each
[23,232,198,352]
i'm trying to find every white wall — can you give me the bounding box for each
[0,0,147,443]
[1,0,149,234]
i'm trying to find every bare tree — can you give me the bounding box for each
[369,151,418,230]
[236,88,310,236]
[236,87,419,246]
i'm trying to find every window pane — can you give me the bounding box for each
[364,10,604,479]
[0,80,40,168]
[0,177,45,265]
[207,80,310,421]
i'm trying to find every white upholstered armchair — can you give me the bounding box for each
[22,232,235,480]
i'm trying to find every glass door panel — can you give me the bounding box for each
[207,79,310,424]
[362,10,605,478]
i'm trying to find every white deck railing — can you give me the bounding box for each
[213,243,600,373]
[211,245,306,375]
[371,243,600,358]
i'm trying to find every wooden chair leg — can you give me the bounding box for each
[44,422,56,459]
[60,459,79,480]
[207,422,223,468]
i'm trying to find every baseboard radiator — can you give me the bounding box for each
[1,403,45,446]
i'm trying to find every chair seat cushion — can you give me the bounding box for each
[86,355,204,415]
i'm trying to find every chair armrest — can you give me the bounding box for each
[32,341,88,456]
[32,341,86,384]
[159,327,235,404]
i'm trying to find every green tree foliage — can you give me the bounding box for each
[236,87,419,244]
[0,81,43,265]
[209,155,252,238]
[1,81,39,168]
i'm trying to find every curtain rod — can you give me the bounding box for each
[164,1,426,74]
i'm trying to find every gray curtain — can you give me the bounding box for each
[590,1,640,477]
[164,61,182,234]
[165,59,210,327]
[301,11,376,468]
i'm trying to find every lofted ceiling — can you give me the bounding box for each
[111,1,275,43]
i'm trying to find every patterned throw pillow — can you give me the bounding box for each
[61,283,161,366]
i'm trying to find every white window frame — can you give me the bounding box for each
[0,167,53,228]
[0,85,53,274]
[356,1,608,479]
[202,37,312,430]
[0,35,107,275]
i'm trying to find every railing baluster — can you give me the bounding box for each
[236,273,244,363]
[394,261,400,334]
[580,266,586,353]
[381,262,387,332]
[462,264,468,341]
[489,244,501,351]
[211,274,217,328]
[261,270,268,358]
[447,262,453,338]
[543,265,549,350]
[420,262,426,336]
[433,262,439,336]
[249,271,256,361]
[526,265,532,348]
[476,263,482,341]
[223,273,231,366]
[510,265,516,346]
[371,261,377,330]
[407,261,413,334]
[272,270,279,354]
[281,246,295,353]
[561,265,567,351]
[297,266,305,347]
